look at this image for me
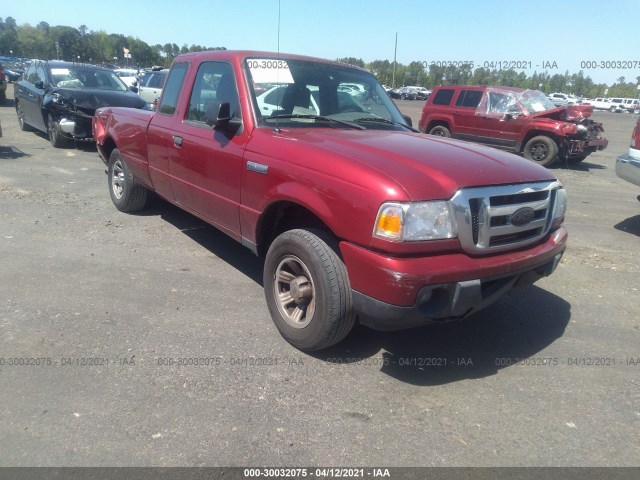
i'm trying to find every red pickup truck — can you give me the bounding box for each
[93,50,568,350]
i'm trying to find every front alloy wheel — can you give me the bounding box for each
[523,135,558,167]
[47,114,70,148]
[264,229,355,351]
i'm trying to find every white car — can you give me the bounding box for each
[584,97,611,110]
[622,98,639,113]
[606,98,628,113]
[548,92,580,106]
[256,85,319,116]
[136,69,168,107]
[113,68,138,88]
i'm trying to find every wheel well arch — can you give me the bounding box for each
[97,136,118,163]
[256,201,334,257]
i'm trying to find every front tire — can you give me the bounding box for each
[107,148,148,212]
[264,229,356,351]
[523,135,558,167]
[47,113,71,148]
[429,125,451,137]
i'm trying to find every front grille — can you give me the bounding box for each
[451,181,561,254]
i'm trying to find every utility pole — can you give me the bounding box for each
[392,32,397,89]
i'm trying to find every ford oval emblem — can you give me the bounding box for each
[510,207,535,227]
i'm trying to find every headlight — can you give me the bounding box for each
[51,92,71,108]
[373,201,457,242]
[553,187,567,220]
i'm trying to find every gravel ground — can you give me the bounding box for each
[0,88,638,469]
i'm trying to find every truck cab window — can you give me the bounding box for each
[158,63,188,115]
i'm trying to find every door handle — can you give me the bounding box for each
[172,135,183,147]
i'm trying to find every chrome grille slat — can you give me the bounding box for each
[451,181,561,254]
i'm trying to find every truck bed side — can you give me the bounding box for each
[94,107,156,189]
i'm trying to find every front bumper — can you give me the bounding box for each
[340,227,567,330]
[56,114,93,141]
[616,152,640,188]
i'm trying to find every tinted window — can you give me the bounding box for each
[149,72,167,89]
[455,90,483,108]
[158,63,188,115]
[432,89,455,105]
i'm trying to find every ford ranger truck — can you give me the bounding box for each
[93,51,568,351]
[419,85,608,167]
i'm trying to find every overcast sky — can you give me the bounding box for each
[4,0,640,85]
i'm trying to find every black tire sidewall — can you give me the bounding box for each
[524,136,557,167]
[430,125,451,137]
[108,149,129,210]
[264,229,352,350]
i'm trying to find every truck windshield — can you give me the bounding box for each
[245,57,411,131]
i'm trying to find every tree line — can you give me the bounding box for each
[0,17,224,68]
[1,17,638,98]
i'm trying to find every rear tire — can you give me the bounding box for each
[107,148,148,212]
[523,135,558,167]
[429,125,451,137]
[15,100,32,131]
[264,229,355,351]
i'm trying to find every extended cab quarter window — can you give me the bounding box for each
[455,90,483,108]
[432,88,455,105]
[158,63,188,115]
[186,62,241,125]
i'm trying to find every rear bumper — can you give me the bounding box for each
[340,227,567,330]
[616,152,640,188]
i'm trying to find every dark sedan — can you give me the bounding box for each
[14,60,148,147]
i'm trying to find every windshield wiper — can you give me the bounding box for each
[353,117,418,132]
[268,114,366,130]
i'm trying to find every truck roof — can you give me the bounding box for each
[171,50,370,72]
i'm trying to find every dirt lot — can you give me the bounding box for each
[0,87,639,468]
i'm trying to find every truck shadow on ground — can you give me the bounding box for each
[553,160,606,171]
[135,198,264,285]
[614,214,640,237]
[138,199,571,386]
[316,287,571,386]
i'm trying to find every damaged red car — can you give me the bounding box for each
[419,85,608,167]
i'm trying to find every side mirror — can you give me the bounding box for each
[129,86,139,94]
[34,80,44,90]
[402,114,413,128]
[207,102,242,133]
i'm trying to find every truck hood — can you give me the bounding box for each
[532,104,593,122]
[277,129,555,200]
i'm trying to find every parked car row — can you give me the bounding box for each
[582,97,638,113]
[389,86,431,100]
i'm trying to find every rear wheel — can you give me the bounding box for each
[47,114,71,148]
[15,100,32,131]
[609,106,616,113]
[264,229,355,351]
[428,125,451,137]
[107,148,148,212]
[523,135,558,167]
